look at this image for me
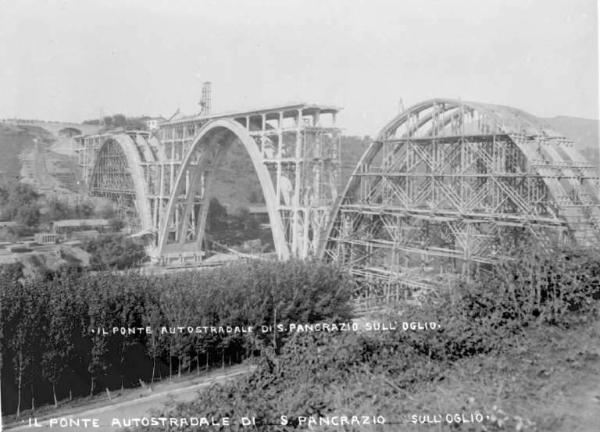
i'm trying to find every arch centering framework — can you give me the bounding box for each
[321,99,600,301]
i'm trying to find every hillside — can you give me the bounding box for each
[544,116,599,166]
[0,121,97,194]
[210,135,371,212]
[126,244,600,432]
[0,123,46,181]
[211,144,266,212]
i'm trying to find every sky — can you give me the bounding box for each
[0,0,597,136]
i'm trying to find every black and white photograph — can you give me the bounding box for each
[0,0,599,430]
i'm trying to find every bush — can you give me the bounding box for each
[0,182,40,222]
[15,202,41,226]
[133,244,600,431]
[83,234,148,270]
[134,330,445,432]
[390,244,600,362]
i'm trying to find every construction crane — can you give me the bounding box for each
[199,81,212,115]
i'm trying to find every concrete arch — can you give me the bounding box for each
[320,99,600,260]
[376,98,557,140]
[89,134,153,232]
[156,118,289,259]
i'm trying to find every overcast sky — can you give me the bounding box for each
[0,0,597,135]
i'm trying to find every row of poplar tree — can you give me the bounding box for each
[0,260,353,416]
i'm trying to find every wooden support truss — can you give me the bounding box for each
[321,99,600,304]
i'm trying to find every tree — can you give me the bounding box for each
[43,197,71,222]
[6,282,39,416]
[41,273,78,406]
[0,259,354,415]
[237,207,259,233]
[73,201,95,218]
[40,197,99,224]
[142,293,163,384]
[2,182,40,222]
[15,202,40,227]
[206,197,228,232]
[0,185,9,205]
[125,118,147,130]
[112,114,127,128]
[109,218,125,232]
[86,285,110,396]
[83,234,148,270]
[0,265,24,414]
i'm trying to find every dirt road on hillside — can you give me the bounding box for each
[5,366,250,432]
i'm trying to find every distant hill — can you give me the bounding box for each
[543,116,599,166]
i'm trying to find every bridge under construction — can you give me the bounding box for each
[77,101,341,265]
[75,97,600,301]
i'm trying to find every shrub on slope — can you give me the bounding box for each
[136,245,600,432]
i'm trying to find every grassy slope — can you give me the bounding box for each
[129,316,600,432]
[136,243,600,432]
[413,320,600,431]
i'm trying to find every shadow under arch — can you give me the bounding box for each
[88,134,153,232]
[155,118,289,260]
